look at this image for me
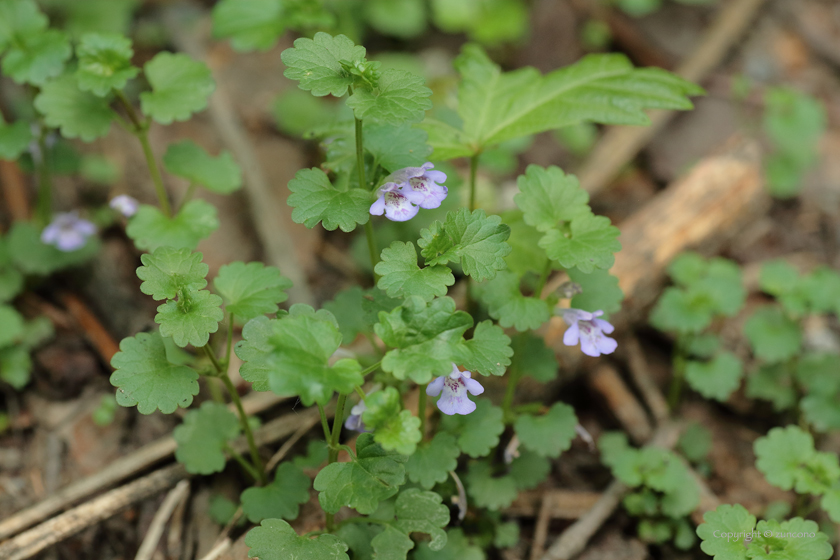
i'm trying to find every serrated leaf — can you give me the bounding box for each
[749,518,833,560]
[514,402,578,458]
[364,123,432,173]
[406,432,459,489]
[454,320,512,376]
[746,363,796,411]
[759,259,800,297]
[163,140,242,194]
[136,247,208,301]
[75,32,139,95]
[569,267,623,317]
[694,258,745,317]
[667,251,706,286]
[0,345,31,389]
[678,423,712,463]
[539,213,620,273]
[323,286,367,342]
[413,528,485,560]
[313,432,407,514]
[245,519,350,560]
[684,352,743,402]
[801,394,840,433]
[109,331,199,414]
[173,401,240,474]
[0,119,33,160]
[0,0,47,52]
[375,296,472,383]
[697,504,755,560]
[126,200,219,251]
[375,241,454,302]
[6,221,98,275]
[155,288,223,347]
[362,387,422,455]
[211,0,285,52]
[139,52,215,124]
[0,304,24,347]
[241,462,310,522]
[513,164,590,231]
[287,167,370,232]
[821,489,840,523]
[744,306,802,363]
[509,332,557,382]
[803,266,840,314]
[508,449,551,490]
[371,525,413,560]
[441,399,504,458]
[418,208,511,281]
[347,69,432,125]
[3,29,70,85]
[242,305,362,405]
[465,460,518,510]
[34,73,112,141]
[213,261,291,321]
[754,425,815,491]
[0,263,23,302]
[235,316,273,391]
[475,269,549,331]
[649,287,714,334]
[503,210,549,276]
[393,488,449,549]
[281,32,366,97]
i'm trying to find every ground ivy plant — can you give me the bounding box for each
[0,2,709,555]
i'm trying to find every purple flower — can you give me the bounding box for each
[426,364,484,415]
[560,308,617,357]
[391,162,448,209]
[41,212,97,252]
[344,400,369,432]
[370,182,424,222]
[109,195,139,217]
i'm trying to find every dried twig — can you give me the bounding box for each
[623,336,670,425]
[588,365,652,444]
[134,480,190,560]
[0,160,30,222]
[576,0,767,195]
[506,490,602,519]
[198,538,232,560]
[60,292,120,365]
[529,497,553,560]
[265,414,319,472]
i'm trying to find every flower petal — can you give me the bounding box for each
[426,376,445,396]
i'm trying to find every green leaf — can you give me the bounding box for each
[418,208,511,281]
[365,0,426,39]
[163,140,242,194]
[392,488,449,549]
[7,221,99,275]
[75,32,139,96]
[686,333,720,359]
[406,432,459,489]
[0,119,33,160]
[287,167,370,233]
[513,165,590,232]
[509,332,557,382]
[375,296,472,383]
[540,213,621,273]
[667,252,706,286]
[493,521,520,549]
[454,320,513,376]
[241,462,310,522]
[363,123,432,173]
[281,32,367,97]
[0,345,31,389]
[293,439,329,470]
[136,247,208,301]
[569,267,624,317]
[684,352,743,402]
[347,69,432,125]
[246,305,362,405]
[155,288,223,347]
[371,526,413,560]
[413,529,485,560]
[0,0,47,52]
[208,495,239,525]
[362,387,422,455]
[759,259,800,298]
[746,363,796,411]
[754,425,815,491]
[235,316,273,391]
[173,401,240,474]
[697,504,755,560]
[514,402,578,458]
[323,286,367,343]
[465,460,519,510]
[0,304,24,347]
[509,449,551,490]
[503,210,549,276]
[821,489,840,523]
[139,52,215,124]
[744,306,802,363]
[678,423,712,463]
[213,261,291,322]
[109,332,199,413]
[803,266,840,314]
[313,432,407,514]
[795,353,840,394]
[801,394,840,433]
[245,519,350,560]
[749,518,833,560]
[34,73,113,141]
[475,270,550,331]
[211,0,285,52]
[375,241,454,302]
[649,287,714,334]
[126,200,219,251]
[694,258,745,316]
[3,29,70,85]
[441,399,504,458]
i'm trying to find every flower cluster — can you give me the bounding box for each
[110,195,139,217]
[426,363,484,415]
[370,162,447,222]
[560,308,617,357]
[344,400,369,432]
[41,212,97,252]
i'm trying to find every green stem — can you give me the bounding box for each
[355,117,367,190]
[202,343,224,375]
[365,220,379,280]
[224,314,234,367]
[221,374,267,484]
[418,384,428,441]
[223,443,261,483]
[318,404,332,442]
[179,182,197,212]
[207,378,225,403]
[336,517,390,529]
[35,132,52,227]
[325,392,348,532]
[468,153,479,212]
[502,369,520,423]
[354,386,367,402]
[535,260,552,299]
[667,337,688,411]
[359,361,382,377]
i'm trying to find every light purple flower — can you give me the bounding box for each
[391,162,447,209]
[426,363,484,415]
[370,181,424,222]
[109,195,139,217]
[344,400,369,432]
[561,308,617,357]
[41,212,96,252]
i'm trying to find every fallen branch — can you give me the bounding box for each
[588,365,652,444]
[134,479,191,560]
[623,336,670,425]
